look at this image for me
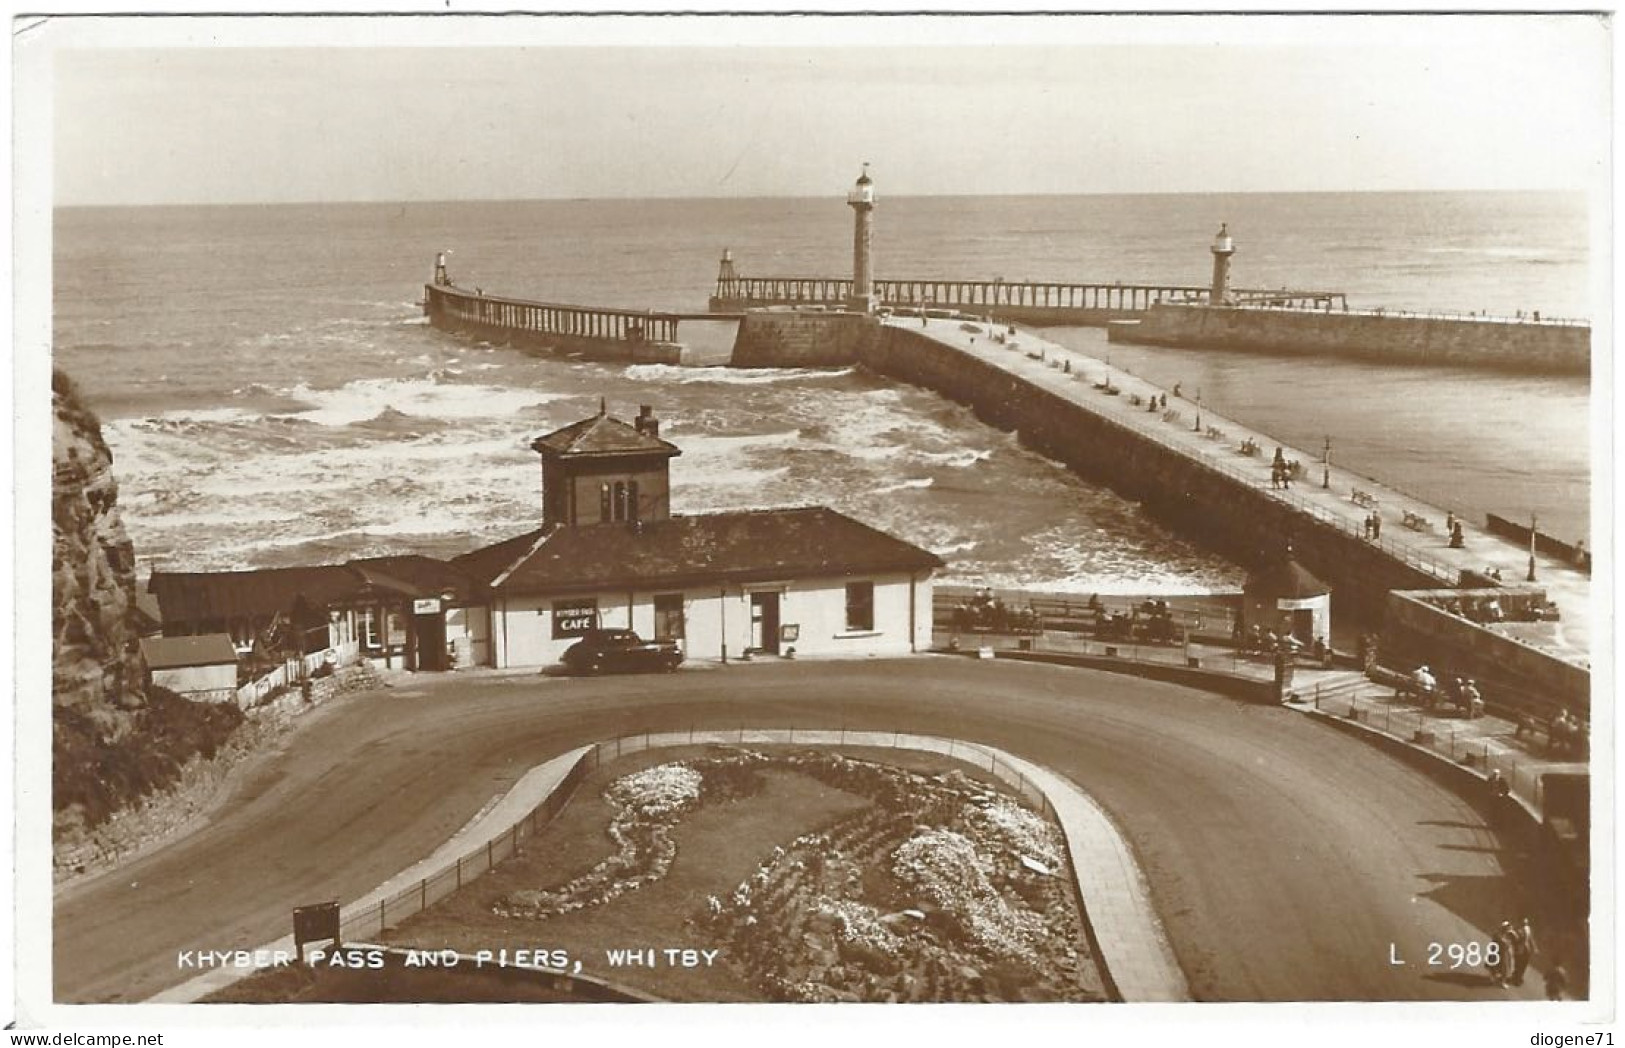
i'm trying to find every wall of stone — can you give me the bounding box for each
[1111,305,1590,375]
[1379,590,1588,720]
[717,317,1587,711]
[728,310,884,368]
[862,326,1440,624]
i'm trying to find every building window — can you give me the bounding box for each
[627,480,640,522]
[654,593,685,640]
[553,598,599,639]
[845,581,875,632]
[613,481,628,522]
[359,608,379,649]
[600,484,612,523]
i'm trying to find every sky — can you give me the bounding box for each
[30,14,1616,206]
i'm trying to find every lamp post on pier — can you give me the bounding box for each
[1194,388,1203,433]
[1322,435,1332,489]
[1527,512,1539,582]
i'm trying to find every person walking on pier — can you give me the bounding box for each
[1371,513,1381,540]
[1450,520,1466,548]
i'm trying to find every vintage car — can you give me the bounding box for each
[560,629,684,675]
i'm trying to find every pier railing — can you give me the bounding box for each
[889,316,1463,585]
[1215,301,1589,328]
[715,274,1345,313]
[426,282,718,344]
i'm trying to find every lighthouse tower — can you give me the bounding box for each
[847,164,877,314]
[1209,223,1234,306]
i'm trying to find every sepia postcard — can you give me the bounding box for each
[11,10,1615,1046]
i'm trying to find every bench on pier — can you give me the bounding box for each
[1161,409,1181,424]
[1402,511,1434,532]
[1350,489,1378,509]
[1514,711,1588,758]
[1239,438,1260,457]
[1206,426,1225,440]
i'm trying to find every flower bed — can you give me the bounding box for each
[480,746,1102,1002]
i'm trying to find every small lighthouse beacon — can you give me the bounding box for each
[847,164,877,314]
[1209,224,1234,306]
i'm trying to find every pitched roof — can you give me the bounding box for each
[450,527,549,587]
[1243,556,1331,599]
[150,565,366,624]
[149,561,441,626]
[479,507,945,596]
[348,554,482,604]
[140,634,239,670]
[530,413,680,459]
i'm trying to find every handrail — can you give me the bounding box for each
[718,276,1343,298]
[427,282,690,322]
[893,318,1464,585]
[1177,301,1589,328]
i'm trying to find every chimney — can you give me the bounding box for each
[635,404,659,438]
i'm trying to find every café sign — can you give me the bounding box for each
[552,599,599,639]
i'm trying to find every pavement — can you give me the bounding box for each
[956,629,1586,818]
[147,746,592,1003]
[891,316,1592,665]
[50,659,1561,1005]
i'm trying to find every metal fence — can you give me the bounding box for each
[1304,677,1551,815]
[1225,302,1589,327]
[338,752,593,943]
[972,334,1463,584]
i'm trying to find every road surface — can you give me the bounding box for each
[53,658,1551,1003]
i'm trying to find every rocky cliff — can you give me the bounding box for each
[52,368,243,837]
[53,367,145,713]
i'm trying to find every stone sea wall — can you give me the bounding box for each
[1109,304,1590,375]
[858,325,1440,624]
[722,312,1585,714]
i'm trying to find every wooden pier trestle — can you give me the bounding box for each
[423,281,739,365]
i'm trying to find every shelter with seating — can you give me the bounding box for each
[1240,552,1332,650]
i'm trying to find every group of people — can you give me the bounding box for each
[1489,918,1546,993]
[1096,598,1179,644]
[951,588,1042,634]
[1235,623,1320,660]
[1406,664,1485,718]
[1362,512,1383,540]
[1269,447,1301,490]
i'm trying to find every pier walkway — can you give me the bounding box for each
[889,315,1593,666]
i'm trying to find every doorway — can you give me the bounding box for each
[750,592,781,655]
[1290,608,1316,646]
[415,610,448,671]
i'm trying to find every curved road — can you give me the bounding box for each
[54,658,1548,1003]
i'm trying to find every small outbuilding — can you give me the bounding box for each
[1241,552,1332,649]
[140,633,240,703]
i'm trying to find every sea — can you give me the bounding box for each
[52,191,1594,595]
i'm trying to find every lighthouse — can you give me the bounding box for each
[847,164,877,314]
[1209,223,1234,306]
